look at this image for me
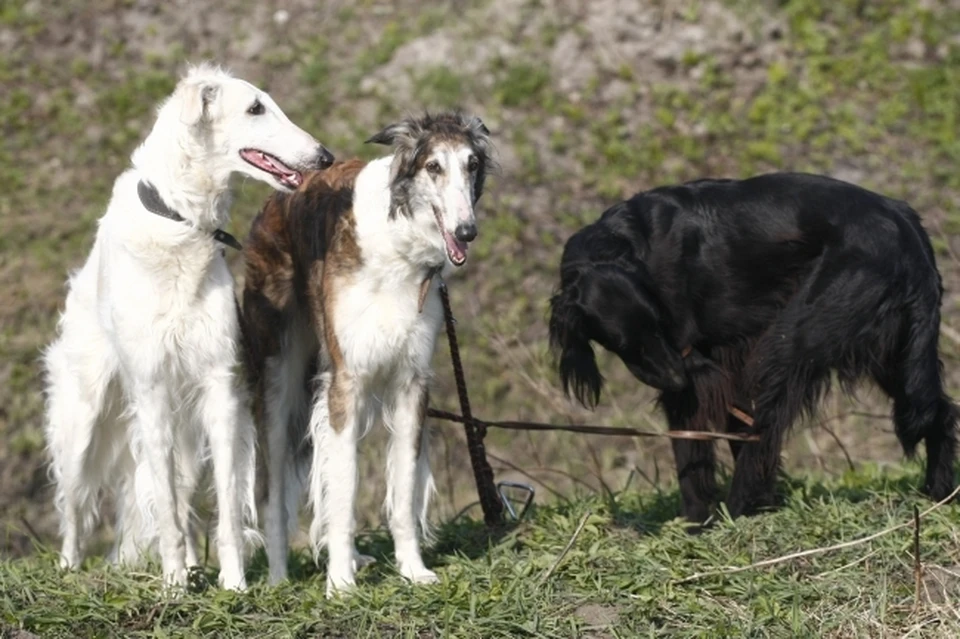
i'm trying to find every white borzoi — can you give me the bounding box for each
[42,64,333,590]
[241,112,492,594]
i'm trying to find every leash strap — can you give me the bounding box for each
[437,279,504,525]
[418,265,443,314]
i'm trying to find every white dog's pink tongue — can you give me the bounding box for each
[444,232,468,266]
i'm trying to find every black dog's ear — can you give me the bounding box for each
[624,330,688,392]
[549,285,604,408]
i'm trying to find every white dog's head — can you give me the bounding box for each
[367,112,492,269]
[157,64,333,192]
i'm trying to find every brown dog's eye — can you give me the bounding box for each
[426,160,442,175]
[467,155,479,172]
[247,100,265,116]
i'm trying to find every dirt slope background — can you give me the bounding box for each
[2,0,960,558]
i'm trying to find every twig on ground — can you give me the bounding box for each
[813,549,880,579]
[676,484,960,584]
[127,603,164,632]
[818,419,855,472]
[18,516,44,547]
[450,500,482,523]
[914,504,923,613]
[541,511,591,584]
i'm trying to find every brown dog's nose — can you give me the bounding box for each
[455,223,477,243]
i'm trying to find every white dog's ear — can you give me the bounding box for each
[179,83,219,126]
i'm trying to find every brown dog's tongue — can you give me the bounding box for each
[444,232,467,264]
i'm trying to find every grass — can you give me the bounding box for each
[3,465,960,637]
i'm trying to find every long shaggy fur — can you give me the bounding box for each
[42,63,330,590]
[549,172,957,523]
[242,111,491,595]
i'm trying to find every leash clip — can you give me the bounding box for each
[497,481,535,520]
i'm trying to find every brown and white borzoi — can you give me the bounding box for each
[242,112,492,594]
[43,64,333,590]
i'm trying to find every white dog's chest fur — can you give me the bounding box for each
[329,157,447,391]
[333,270,442,386]
[93,173,239,376]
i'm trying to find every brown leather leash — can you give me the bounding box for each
[425,408,761,443]
[435,279,505,525]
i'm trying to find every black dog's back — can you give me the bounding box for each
[550,171,956,522]
[585,173,938,344]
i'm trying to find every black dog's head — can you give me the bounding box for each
[549,232,688,407]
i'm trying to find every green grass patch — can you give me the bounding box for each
[413,66,466,110]
[3,467,959,637]
[492,60,552,108]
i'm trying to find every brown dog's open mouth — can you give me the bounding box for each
[433,207,467,267]
[239,149,303,189]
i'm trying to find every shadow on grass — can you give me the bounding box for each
[602,465,934,536]
[608,490,687,536]
[776,467,929,507]
[245,518,517,587]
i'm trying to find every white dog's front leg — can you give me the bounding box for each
[132,382,188,588]
[199,371,257,591]
[315,374,360,597]
[385,382,437,585]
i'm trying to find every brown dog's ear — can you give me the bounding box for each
[179,82,219,127]
[469,116,489,136]
[365,120,417,146]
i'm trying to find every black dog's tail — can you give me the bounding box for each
[548,282,604,408]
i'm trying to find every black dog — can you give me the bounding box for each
[549,172,957,522]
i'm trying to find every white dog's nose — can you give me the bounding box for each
[315,146,335,169]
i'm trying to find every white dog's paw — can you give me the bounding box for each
[157,566,190,600]
[164,566,189,589]
[400,565,439,585]
[58,552,79,570]
[325,573,357,599]
[218,570,247,592]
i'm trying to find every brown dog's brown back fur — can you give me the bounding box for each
[241,159,366,503]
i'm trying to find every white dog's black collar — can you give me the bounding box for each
[137,180,243,251]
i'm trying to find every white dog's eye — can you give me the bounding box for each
[467,155,479,172]
[426,160,442,175]
[247,100,265,116]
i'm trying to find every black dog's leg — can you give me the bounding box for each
[726,313,834,517]
[661,387,717,525]
[725,424,786,519]
[876,307,958,502]
[722,408,785,515]
[919,396,958,501]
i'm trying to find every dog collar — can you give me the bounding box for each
[136,180,243,251]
